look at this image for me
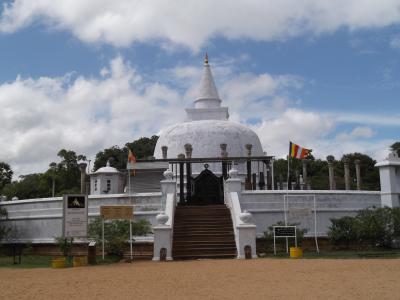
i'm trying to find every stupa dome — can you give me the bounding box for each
[154,120,263,159]
[153,54,264,170]
[94,160,120,174]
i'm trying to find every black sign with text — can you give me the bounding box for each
[274,226,296,237]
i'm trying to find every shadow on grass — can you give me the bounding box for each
[0,254,122,268]
[260,249,400,259]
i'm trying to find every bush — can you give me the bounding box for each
[328,216,359,249]
[88,218,152,257]
[328,207,400,249]
[55,237,74,257]
[0,207,11,241]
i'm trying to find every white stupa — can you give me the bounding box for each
[154,54,264,174]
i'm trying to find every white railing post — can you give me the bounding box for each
[153,170,176,261]
[225,168,257,259]
[376,151,400,208]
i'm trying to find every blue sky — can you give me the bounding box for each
[0,0,399,176]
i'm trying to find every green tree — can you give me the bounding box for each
[2,149,86,200]
[0,206,10,241]
[273,152,379,191]
[55,149,86,194]
[0,162,13,193]
[341,153,380,190]
[391,142,400,156]
[93,135,158,172]
[88,217,152,257]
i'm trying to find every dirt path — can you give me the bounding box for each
[1,259,399,299]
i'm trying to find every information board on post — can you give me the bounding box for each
[100,205,134,261]
[63,194,88,238]
[100,206,133,220]
[273,225,297,255]
[274,226,296,237]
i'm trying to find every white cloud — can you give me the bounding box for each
[0,54,396,177]
[336,126,375,141]
[390,35,400,49]
[252,108,335,157]
[0,56,185,176]
[1,0,400,50]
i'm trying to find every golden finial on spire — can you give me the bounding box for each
[204,52,209,65]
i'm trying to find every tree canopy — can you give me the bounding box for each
[1,149,86,200]
[93,135,158,171]
[273,152,380,190]
[391,142,400,156]
[0,162,13,192]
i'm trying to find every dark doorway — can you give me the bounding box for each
[190,167,223,205]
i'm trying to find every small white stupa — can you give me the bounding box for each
[154,54,264,174]
[90,160,125,195]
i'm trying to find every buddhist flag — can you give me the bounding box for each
[289,141,310,159]
[127,149,136,172]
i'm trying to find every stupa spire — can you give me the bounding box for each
[195,53,221,108]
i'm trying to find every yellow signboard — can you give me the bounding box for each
[100,206,133,220]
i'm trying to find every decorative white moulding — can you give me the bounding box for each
[156,212,169,225]
[228,168,238,179]
[239,210,252,224]
[163,169,174,180]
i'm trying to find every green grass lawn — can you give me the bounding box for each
[262,249,400,259]
[0,254,122,268]
[0,255,53,268]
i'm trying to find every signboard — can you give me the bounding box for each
[273,225,297,255]
[274,226,296,237]
[100,206,133,220]
[99,205,134,261]
[63,194,88,238]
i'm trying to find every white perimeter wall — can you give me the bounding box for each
[239,190,381,237]
[0,193,162,243]
[0,190,381,243]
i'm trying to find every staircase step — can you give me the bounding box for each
[172,204,236,260]
[172,253,236,260]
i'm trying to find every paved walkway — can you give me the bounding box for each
[1,258,399,299]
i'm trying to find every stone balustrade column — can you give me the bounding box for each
[177,153,185,203]
[220,143,228,179]
[161,146,168,159]
[343,157,350,190]
[245,144,253,190]
[327,155,335,190]
[355,159,361,190]
[184,144,193,202]
[78,162,87,194]
[302,159,309,190]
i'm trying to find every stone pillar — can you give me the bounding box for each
[178,153,185,204]
[343,157,351,190]
[355,159,361,190]
[226,168,242,193]
[184,144,193,203]
[161,146,168,159]
[153,169,176,261]
[327,155,335,190]
[78,162,87,194]
[245,144,252,190]
[302,159,308,190]
[220,143,228,180]
[299,174,305,190]
[376,151,400,207]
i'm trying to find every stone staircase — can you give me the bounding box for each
[172,205,237,259]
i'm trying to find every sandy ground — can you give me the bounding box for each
[1,259,400,300]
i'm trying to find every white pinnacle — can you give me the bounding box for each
[194,54,221,108]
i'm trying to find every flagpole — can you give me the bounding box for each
[285,154,290,253]
[128,169,131,198]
